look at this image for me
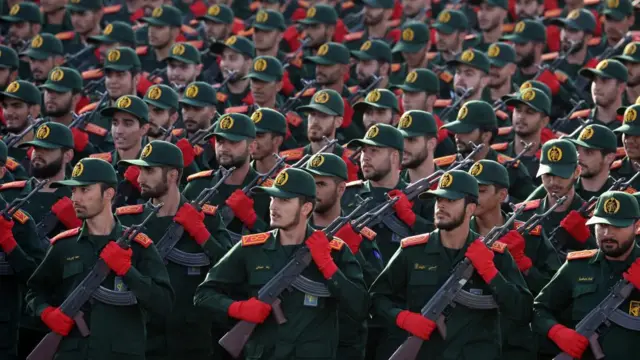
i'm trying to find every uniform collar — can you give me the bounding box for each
[77,218,124,249]
[590,243,640,266]
[267,226,315,250]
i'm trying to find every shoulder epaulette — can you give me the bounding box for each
[434,99,452,107]
[202,204,217,216]
[554,70,568,83]
[50,227,81,244]
[567,249,598,260]
[135,46,148,56]
[514,220,541,236]
[297,87,317,97]
[298,0,310,8]
[55,31,75,40]
[360,226,377,240]
[517,199,540,211]
[5,158,19,171]
[616,147,626,158]
[181,25,198,36]
[491,241,507,253]
[544,8,563,18]
[491,143,509,151]
[588,37,602,46]
[610,159,623,170]
[171,128,185,137]
[103,4,121,14]
[186,39,203,49]
[497,126,512,136]
[286,112,302,127]
[346,179,364,187]
[348,85,359,94]
[194,145,204,156]
[241,232,270,246]
[495,110,509,121]
[329,238,345,250]
[83,123,108,136]
[115,204,144,216]
[542,52,559,62]
[497,154,518,167]
[464,33,477,41]
[132,23,146,31]
[502,23,514,32]
[82,69,104,80]
[12,209,29,224]
[427,52,438,60]
[570,109,591,120]
[344,31,364,41]
[584,0,600,5]
[89,152,112,162]
[279,148,305,161]
[133,233,153,248]
[78,102,98,114]
[225,105,249,114]
[0,180,27,190]
[391,63,402,72]
[434,154,456,166]
[216,92,228,102]
[237,28,254,37]
[439,71,453,83]
[260,178,274,187]
[187,170,215,181]
[401,234,429,248]
[342,1,355,9]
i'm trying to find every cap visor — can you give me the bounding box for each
[568,138,601,150]
[433,23,455,35]
[210,132,250,142]
[362,0,385,8]
[140,17,169,26]
[614,124,640,135]
[304,167,347,180]
[244,73,278,82]
[297,18,322,25]
[179,98,212,108]
[103,64,135,71]
[23,50,51,60]
[118,159,157,167]
[441,121,478,134]
[0,16,21,23]
[504,98,544,114]
[501,34,528,44]
[19,140,65,149]
[398,129,432,138]
[419,188,466,200]
[40,83,72,93]
[578,68,610,80]
[394,84,422,92]
[51,179,98,188]
[613,54,640,63]
[353,101,391,112]
[100,107,141,120]
[346,138,385,148]
[304,56,337,65]
[87,35,115,44]
[66,4,92,12]
[351,50,375,61]
[603,10,627,21]
[297,103,339,116]
[536,163,576,178]
[251,186,299,198]
[392,42,423,53]
[586,215,635,227]
[167,55,197,64]
[144,99,171,110]
[199,15,229,23]
[253,23,281,31]
[489,58,508,67]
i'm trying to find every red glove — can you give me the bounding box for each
[335,223,363,254]
[537,69,560,95]
[388,190,416,227]
[395,310,436,341]
[99,241,132,276]
[227,297,272,323]
[51,197,82,229]
[225,189,257,229]
[41,306,75,336]
[0,216,17,253]
[174,203,210,245]
[306,230,338,279]
[71,128,89,152]
[560,210,590,243]
[623,259,640,290]
[344,156,359,182]
[540,127,556,144]
[123,166,141,192]
[465,239,498,283]
[499,230,532,272]
[175,138,196,168]
[548,324,588,359]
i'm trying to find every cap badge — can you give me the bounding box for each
[520,81,532,90]
[208,5,220,16]
[306,7,316,18]
[625,108,637,123]
[360,41,372,51]
[152,7,163,17]
[607,0,619,9]
[275,171,289,186]
[366,89,381,103]
[31,35,43,49]
[9,4,19,16]
[567,9,580,20]
[185,84,199,98]
[399,114,412,128]
[172,43,185,56]
[147,86,162,100]
[470,162,483,176]
[547,146,563,162]
[624,43,637,56]
[104,24,113,35]
[603,197,621,214]
[514,21,526,33]
[438,11,451,23]
[461,50,475,62]
[141,144,152,159]
[440,173,453,188]
[458,105,468,120]
[72,162,84,178]
[406,71,418,83]
[597,60,609,70]
[314,91,330,104]
[487,44,500,58]
[36,124,50,139]
[219,115,234,130]
[256,10,268,22]
[522,88,536,101]
[50,68,64,82]
[402,28,414,42]
[579,126,594,141]
[251,110,263,123]
[317,44,329,56]
[310,154,324,167]
[6,81,19,93]
[225,36,237,46]
[366,125,379,139]
[254,58,267,72]
[107,49,120,62]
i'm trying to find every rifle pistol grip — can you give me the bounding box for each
[271,298,287,325]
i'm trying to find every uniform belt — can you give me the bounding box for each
[291,275,331,297]
[92,286,138,306]
[608,309,640,331]
[166,248,211,267]
[453,290,498,310]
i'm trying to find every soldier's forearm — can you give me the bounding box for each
[524,266,553,296]
[487,272,533,322]
[6,244,39,284]
[327,269,369,321]
[123,266,174,315]
[193,283,235,317]
[532,307,562,336]
[201,235,230,262]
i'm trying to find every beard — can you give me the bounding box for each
[562,40,583,55]
[364,12,384,26]
[140,180,169,199]
[30,155,64,179]
[272,210,301,231]
[599,236,635,258]
[146,125,165,138]
[403,149,428,169]
[363,161,391,182]
[435,209,466,231]
[46,99,73,118]
[517,51,536,68]
[216,149,249,169]
[315,191,339,215]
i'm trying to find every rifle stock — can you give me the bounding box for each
[290,137,338,168]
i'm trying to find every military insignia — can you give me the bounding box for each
[219,115,234,129]
[208,5,220,16]
[440,173,453,188]
[279,148,304,161]
[254,58,268,72]
[185,84,199,98]
[172,43,186,56]
[491,241,506,253]
[6,81,19,93]
[366,125,379,138]
[406,71,418,83]
[487,44,500,58]
[314,91,329,104]
[521,88,535,101]
[625,43,637,56]
[579,126,595,141]
[4,158,18,171]
[133,233,153,248]
[625,108,637,123]
[141,143,152,158]
[401,234,429,248]
[104,24,114,35]
[399,114,412,128]
[115,204,144,215]
[187,170,214,181]
[330,238,345,250]
[202,204,217,215]
[9,4,19,16]
[12,209,29,224]
[607,0,619,8]
[117,96,132,108]
[460,50,474,62]
[72,162,84,177]
[360,41,372,51]
[241,232,270,246]
[152,7,163,17]
[567,249,598,260]
[50,68,64,82]
[303,294,318,307]
[470,162,483,176]
[567,9,580,19]
[438,11,451,23]
[114,276,129,291]
[260,178,274,187]
[414,263,426,270]
[256,10,268,22]
[306,7,316,18]
[251,110,263,123]
[577,276,594,282]
[360,226,376,240]
[366,89,381,102]
[309,154,325,168]
[514,21,526,33]
[225,36,237,46]
[402,28,414,42]
[317,44,329,56]
[275,171,289,186]
[107,49,120,62]
[147,86,162,100]
[547,146,563,162]
[31,35,43,48]
[458,105,468,120]
[630,301,640,317]
[603,197,621,214]
[36,124,50,139]
[50,227,81,244]
[597,60,608,70]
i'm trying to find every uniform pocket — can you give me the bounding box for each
[407,271,439,310]
[571,284,599,320]
[295,342,334,359]
[62,261,83,279]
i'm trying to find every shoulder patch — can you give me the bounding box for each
[616,147,626,158]
[103,4,121,14]
[135,46,148,56]
[5,158,19,171]
[434,99,452,107]
[133,232,153,248]
[544,8,563,18]
[427,52,438,60]
[78,102,98,114]
[360,226,377,240]
[216,92,228,102]
[279,148,305,161]
[50,227,81,244]
[491,241,507,253]
[439,71,453,83]
[55,31,75,40]
[517,199,540,211]
[491,143,509,151]
[201,204,217,215]
[401,234,429,248]
[348,85,360,94]
[83,123,108,136]
[502,23,514,32]
[391,63,402,72]
[260,178,274,187]
[497,126,512,135]
[298,87,317,97]
[570,109,591,120]
[330,238,345,250]
[588,37,601,47]
[344,31,364,41]
[346,180,364,187]
[528,224,542,236]
[241,232,270,246]
[495,110,509,121]
[81,69,104,80]
[194,144,204,156]
[286,112,302,127]
[89,152,113,162]
[225,105,249,114]
[542,52,559,62]
[554,70,568,83]
[187,170,215,181]
[12,209,29,224]
[115,204,144,216]
[434,154,457,167]
[342,0,355,9]
[497,154,518,167]
[610,159,623,170]
[0,180,27,190]
[567,249,598,260]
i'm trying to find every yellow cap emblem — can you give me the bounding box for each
[440,173,453,188]
[520,81,532,90]
[9,4,19,16]
[141,144,152,158]
[366,89,381,103]
[256,10,268,23]
[50,68,64,82]
[360,41,372,51]
[487,44,500,58]
[219,115,234,129]
[152,7,163,17]
[72,162,84,178]
[603,197,621,214]
[567,9,580,20]
[104,24,113,35]
[317,44,329,56]
[406,71,418,83]
[470,163,483,176]
[31,35,43,49]
[208,5,220,16]
[275,170,289,186]
[225,36,237,46]
[147,86,162,100]
[6,81,19,93]
[314,91,330,104]
[402,28,414,42]
[461,50,475,63]
[310,154,324,167]
[438,11,451,23]
[306,7,316,18]
[251,110,263,123]
[521,88,536,101]
[117,96,132,109]
[597,60,609,70]
[185,84,199,98]
[107,49,120,62]
[172,43,185,56]
[515,21,526,33]
[579,126,594,141]
[458,105,468,120]
[366,125,379,139]
[254,58,267,72]
[399,114,412,129]
[625,108,637,123]
[547,146,563,162]
[36,124,50,139]
[624,43,637,56]
[607,0,619,8]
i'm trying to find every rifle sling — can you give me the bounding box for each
[92,286,138,306]
[380,214,411,239]
[291,275,331,297]
[36,212,59,241]
[608,309,640,331]
[453,289,498,310]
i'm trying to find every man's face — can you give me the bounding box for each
[560,28,585,54]
[402,136,429,168]
[596,223,636,257]
[454,64,484,94]
[515,0,541,19]
[307,111,339,142]
[220,48,249,80]
[512,103,544,137]
[111,111,145,151]
[313,175,341,214]
[181,104,214,133]
[541,172,576,197]
[8,22,35,45]
[304,24,331,48]
[402,0,428,17]
[138,166,170,198]
[44,89,73,117]
[252,132,279,160]
[315,63,342,85]
[436,30,460,52]
[147,104,173,137]
[355,59,380,85]
[167,60,199,87]
[402,48,427,68]
[488,65,511,87]
[105,70,135,99]
[603,15,631,45]
[435,197,467,230]
[577,145,607,178]
[71,183,109,219]
[250,79,279,105]
[254,29,280,51]
[70,10,98,34]
[360,145,392,181]
[204,20,229,40]
[269,197,304,230]
[364,6,385,26]
[363,107,393,130]
[475,184,504,216]
[477,3,503,32]
[142,0,164,15]
[30,147,65,179]
[402,91,427,111]
[215,137,250,169]
[454,129,482,154]
[625,62,640,87]
[1,98,31,132]
[148,25,173,48]
[0,68,13,89]
[28,57,56,82]
[40,0,66,13]
[592,77,621,107]
[514,42,536,67]
[623,134,640,159]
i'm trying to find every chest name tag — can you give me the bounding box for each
[469,288,483,295]
[114,277,128,292]
[304,294,318,307]
[187,266,201,276]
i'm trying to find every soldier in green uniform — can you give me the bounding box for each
[180,81,219,170]
[350,39,393,93]
[343,0,398,52]
[40,0,73,35]
[472,0,510,52]
[144,84,180,143]
[194,167,368,360]
[397,110,442,187]
[164,42,203,93]
[21,33,65,85]
[614,41,640,106]
[59,0,103,69]
[137,5,184,74]
[296,4,340,83]
[250,108,288,173]
[369,169,532,360]
[547,9,598,78]
[86,21,137,62]
[26,158,174,360]
[432,10,473,68]
[0,45,19,91]
[502,19,548,84]
[445,49,496,120]
[0,141,27,182]
[533,190,640,359]
[0,80,41,168]
[486,42,519,107]
[199,4,235,44]
[211,36,255,113]
[597,0,635,58]
[1,3,42,53]
[353,88,400,134]
[611,104,640,190]
[116,140,231,360]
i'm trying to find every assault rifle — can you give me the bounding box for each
[290,137,339,168]
[283,38,309,70]
[347,75,383,104]
[550,99,587,133]
[533,40,581,80]
[188,122,217,147]
[69,91,109,131]
[27,202,163,360]
[503,141,533,168]
[63,46,97,72]
[4,116,48,149]
[438,87,473,120]
[280,79,316,115]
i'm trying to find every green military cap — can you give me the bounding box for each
[519,80,552,100]
[66,0,102,12]
[502,20,546,44]
[468,160,510,188]
[88,21,136,45]
[40,67,83,93]
[397,111,438,138]
[604,0,633,21]
[104,47,141,72]
[207,113,256,141]
[614,104,640,136]
[393,69,439,94]
[469,0,508,9]
[52,158,118,188]
[487,42,516,67]
[354,88,400,113]
[180,82,217,108]
[449,49,490,74]
[101,95,149,124]
[1,3,42,24]
[252,168,316,199]
[297,89,344,116]
[505,88,551,115]
[211,36,255,58]
[22,33,64,60]
[613,42,640,63]
[141,5,182,27]
[362,0,394,9]
[0,80,41,105]
[0,46,19,69]
[305,42,350,65]
[569,124,617,152]
[549,9,596,34]
[144,84,179,110]
[253,9,286,31]
[120,140,184,169]
[433,10,468,34]
[617,94,640,115]
[579,59,628,83]
[392,21,430,53]
[199,4,234,24]
[537,139,578,178]
[304,153,348,181]
[297,4,338,25]
[442,100,497,134]
[251,108,287,136]
[20,122,74,149]
[351,40,392,63]
[586,191,640,227]
[420,170,479,200]
[346,123,404,151]
[167,42,201,65]
[245,56,283,82]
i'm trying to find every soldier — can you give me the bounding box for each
[21,33,65,85]
[614,42,640,105]
[611,104,640,190]
[116,140,231,360]
[447,49,493,114]
[180,81,219,170]
[194,167,368,359]
[597,0,635,57]
[61,0,104,58]
[25,158,174,360]
[0,45,19,91]
[533,190,640,359]
[502,19,548,83]
[211,36,255,111]
[353,88,400,131]
[86,21,137,60]
[1,3,42,50]
[547,9,598,78]
[487,42,519,104]
[138,5,184,73]
[167,42,203,92]
[0,81,41,164]
[40,0,73,35]
[296,4,339,79]
[369,169,532,360]
[143,84,180,142]
[0,140,28,182]
[473,0,510,52]
[344,0,398,51]
[199,4,235,43]
[351,39,392,92]
[432,10,471,66]
[250,108,288,174]
[397,110,442,185]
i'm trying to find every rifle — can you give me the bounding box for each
[503,141,533,168]
[290,137,339,168]
[280,79,317,115]
[63,46,97,71]
[438,87,473,120]
[69,91,109,130]
[188,122,217,146]
[159,124,177,142]
[218,197,372,358]
[533,40,581,80]
[83,78,105,97]
[550,99,587,132]
[4,116,48,148]
[347,75,383,105]
[216,69,238,89]
[283,38,309,70]
[27,202,163,360]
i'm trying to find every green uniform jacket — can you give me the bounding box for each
[370,229,532,360]
[575,176,616,201]
[554,108,623,142]
[194,227,369,360]
[89,149,144,207]
[610,157,640,192]
[76,100,115,153]
[491,141,541,187]
[26,221,174,360]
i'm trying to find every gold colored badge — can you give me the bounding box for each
[172,43,185,56]
[522,89,536,101]
[256,10,268,22]
[185,84,199,98]
[141,143,152,158]
[461,50,475,62]
[220,115,234,129]
[225,36,237,46]
[514,21,526,33]
[117,96,132,109]
[50,68,64,82]
[402,28,414,42]
[361,41,372,51]
[520,81,532,90]
[625,108,637,123]
[107,49,121,62]
[254,58,268,72]
[366,125,379,139]
[275,170,289,186]
[625,43,637,56]
[440,173,453,188]
[314,91,329,104]
[630,300,640,317]
[547,146,563,162]
[406,71,418,83]
[317,44,329,56]
[152,7,163,17]
[104,24,113,35]
[306,7,316,18]
[31,35,43,49]
[608,0,619,9]
[9,4,19,16]
[579,126,594,141]
[458,105,468,120]
[6,81,19,93]
[36,124,50,139]
[438,11,451,23]
[72,162,84,178]
[470,162,483,176]
[366,89,381,103]
[567,9,580,19]
[487,44,500,58]
[399,114,412,128]
[251,110,263,123]
[208,5,220,16]
[147,86,162,100]
[597,60,609,70]
[310,154,324,167]
[603,197,621,214]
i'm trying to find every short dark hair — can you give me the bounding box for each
[100,182,116,193]
[465,195,478,205]
[162,166,183,185]
[299,196,316,217]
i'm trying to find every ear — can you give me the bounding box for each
[379,62,390,76]
[334,115,344,129]
[427,137,438,152]
[104,186,116,201]
[505,63,517,76]
[465,202,477,216]
[195,64,203,77]
[133,73,141,87]
[301,200,314,217]
[30,104,41,118]
[604,152,617,166]
[275,80,283,92]
[9,70,18,83]
[0,167,6,179]
[63,148,75,164]
[426,93,437,108]
[480,74,490,88]
[248,138,258,153]
[273,134,284,150]
[574,165,582,178]
[337,181,346,197]
[541,114,550,128]
[498,187,508,203]
[481,130,492,144]
[140,123,150,135]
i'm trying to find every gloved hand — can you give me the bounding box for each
[175,138,196,168]
[624,259,640,290]
[537,69,560,95]
[225,189,257,229]
[345,156,359,182]
[306,230,338,279]
[560,210,590,243]
[41,306,75,336]
[174,203,210,245]
[100,241,132,276]
[395,310,436,341]
[499,230,532,272]
[123,166,141,192]
[388,189,416,227]
[227,297,272,323]
[51,197,82,229]
[465,239,498,283]
[0,216,16,253]
[335,223,363,254]
[548,324,588,359]
[71,128,89,152]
